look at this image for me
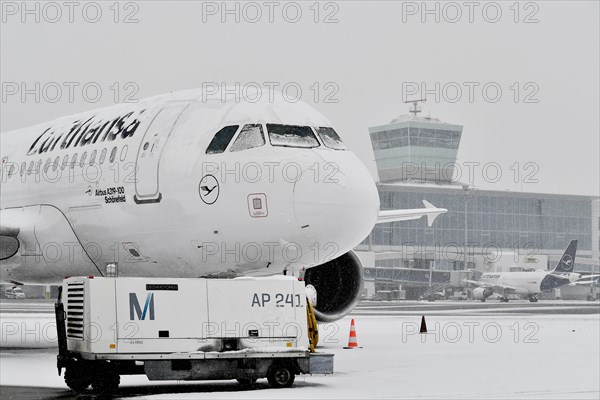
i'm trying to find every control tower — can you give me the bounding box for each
[369,100,463,183]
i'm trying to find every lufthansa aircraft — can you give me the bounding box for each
[0,88,446,321]
[467,240,599,302]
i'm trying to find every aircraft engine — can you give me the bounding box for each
[473,287,493,300]
[568,272,582,283]
[303,251,363,322]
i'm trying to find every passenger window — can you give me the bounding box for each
[27,161,35,175]
[99,148,107,165]
[267,124,320,148]
[109,147,117,163]
[71,153,78,169]
[120,145,128,161]
[44,157,51,173]
[20,162,26,176]
[230,124,265,152]
[206,125,239,154]
[90,150,97,165]
[80,152,87,168]
[53,156,60,171]
[61,155,69,170]
[315,127,348,150]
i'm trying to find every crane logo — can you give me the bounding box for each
[560,254,573,271]
[129,293,155,320]
[199,174,219,205]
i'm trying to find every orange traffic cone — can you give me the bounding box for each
[419,315,427,333]
[343,319,362,349]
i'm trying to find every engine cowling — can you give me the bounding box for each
[303,251,363,322]
[568,272,582,283]
[473,287,493,300]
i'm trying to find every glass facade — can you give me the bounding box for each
[364,187,593,254]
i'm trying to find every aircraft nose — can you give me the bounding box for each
[293,152,380,254]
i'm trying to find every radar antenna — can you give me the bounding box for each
[404,98,427,116]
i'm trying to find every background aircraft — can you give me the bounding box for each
[466,240,599,302]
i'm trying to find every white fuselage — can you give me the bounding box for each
[480,271,548,294]
[0,90,380,284]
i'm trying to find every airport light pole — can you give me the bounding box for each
[462,184,470,270]
[429,259,434,288]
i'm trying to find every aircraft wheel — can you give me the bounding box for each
[267,364,295,388]
[64,365,91,392]
[480,298,486,302]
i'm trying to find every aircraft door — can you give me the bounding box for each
[134,103,188,204]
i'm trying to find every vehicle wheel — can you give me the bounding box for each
[587,295,594,301]
[91,366,120,394]
[267,365,295,388]
[64,365,91,392]
[236,378,258,385]
[480,299,486,302]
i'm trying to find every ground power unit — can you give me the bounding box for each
[55,276,333,393]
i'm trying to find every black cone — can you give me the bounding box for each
[420,315,427,333]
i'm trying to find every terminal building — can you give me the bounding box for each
[356,102,600,300]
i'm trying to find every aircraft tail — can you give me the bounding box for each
[552,240,578,273]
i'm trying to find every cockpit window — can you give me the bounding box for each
[315,127,348,150]
[266,124,320,148]
[230,124,265,152]
[206,125,239,154]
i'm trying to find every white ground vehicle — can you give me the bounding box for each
[4,286,25,299]
[55,276,332,394]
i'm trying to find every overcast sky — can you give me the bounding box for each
[2,1,598,196]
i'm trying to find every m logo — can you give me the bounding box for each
[129,293,155,320]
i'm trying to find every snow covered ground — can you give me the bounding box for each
[1,305,598,399]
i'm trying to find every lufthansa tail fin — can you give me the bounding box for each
[552,240,578,273]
